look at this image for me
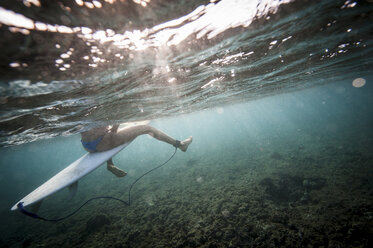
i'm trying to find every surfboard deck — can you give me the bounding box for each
[11,142,130,211]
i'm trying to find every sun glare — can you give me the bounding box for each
[1,0,295,71]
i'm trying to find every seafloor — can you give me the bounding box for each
[1,124,373,248]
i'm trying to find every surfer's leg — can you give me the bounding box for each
[179,136,193,152]
[98,125,192,152]
[115,125,192,151]
[105,124,128,177]
[106,158,127,177]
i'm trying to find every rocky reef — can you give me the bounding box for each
[3,133,373,247]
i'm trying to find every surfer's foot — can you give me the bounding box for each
[107,164,127,177]
[179,136,193,152]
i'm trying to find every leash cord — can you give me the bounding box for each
[17,147,178,222]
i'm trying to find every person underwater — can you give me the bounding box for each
[81,123,193,177]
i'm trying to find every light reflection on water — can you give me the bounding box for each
[0,0,372,146]
[1,0,293,71]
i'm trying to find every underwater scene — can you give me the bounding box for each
[0,0,373,247]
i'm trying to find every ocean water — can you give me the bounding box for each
[0,0,373,247]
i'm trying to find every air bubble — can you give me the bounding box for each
[352,78,366,88]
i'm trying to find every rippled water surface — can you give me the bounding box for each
[0,0,372,146]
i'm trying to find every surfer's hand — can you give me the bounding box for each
[111,124,120,133]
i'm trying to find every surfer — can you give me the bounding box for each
[81,124,193,177]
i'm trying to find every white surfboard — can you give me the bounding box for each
[10,120,152,211]
[11,142,130,211]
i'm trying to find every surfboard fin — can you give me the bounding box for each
[68,181,78,200]
[31,200,43,213]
